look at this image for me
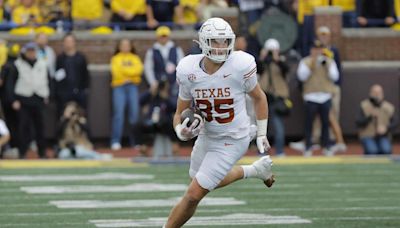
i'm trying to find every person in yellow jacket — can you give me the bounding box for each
[175,0,200,24]
[110,39,144,150]
[394,0,400,22]
[37,0,70,23]
[71,0,103,29]
[12,0,43,25]
[110,0,146,30]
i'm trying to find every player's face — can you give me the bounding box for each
[209,38,229,55]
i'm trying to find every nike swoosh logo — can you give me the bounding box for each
[223,74,231,78]
[224,143,233,146]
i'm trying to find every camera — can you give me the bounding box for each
[264,51,274,64]
[317,55,327,65]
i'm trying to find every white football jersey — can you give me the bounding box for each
[177,51,258,139]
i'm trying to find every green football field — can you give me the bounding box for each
[1,157,400,228]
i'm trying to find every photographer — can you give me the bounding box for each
[259,39,290,156]
[356,85,397,155]
[297,40,339,156]
[56,101,111,160]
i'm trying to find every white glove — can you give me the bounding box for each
[256,136,271,154]
[175,117,204,141]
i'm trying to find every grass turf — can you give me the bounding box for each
[0,161,400,227]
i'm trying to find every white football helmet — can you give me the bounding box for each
[197,17,236,63]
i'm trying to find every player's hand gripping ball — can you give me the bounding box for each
[175,107,204,141]
[180,107,204,128]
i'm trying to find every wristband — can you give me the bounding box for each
[256,119,268,137]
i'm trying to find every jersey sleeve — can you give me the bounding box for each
[176,60,192,101]
[240,53,258,93]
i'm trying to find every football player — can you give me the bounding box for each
[164,17,275,228]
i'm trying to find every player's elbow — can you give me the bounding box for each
[253,89,267,103]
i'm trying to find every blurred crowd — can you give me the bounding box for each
[0,0,399,58]
[0,1,398,30]
[0,0,399,160]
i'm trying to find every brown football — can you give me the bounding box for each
[180,107,203,128]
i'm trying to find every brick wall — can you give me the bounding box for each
[313,6,400,61]
[314,6,342,47]
[341,30,400,61]
[49,34,197,64]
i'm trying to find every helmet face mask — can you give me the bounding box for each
[198,18,236,63]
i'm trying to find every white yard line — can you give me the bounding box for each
[50,197,245,208]
[1,222,85,227]
[2,196,399,207]
[312,216,400,221]
[0,173,154,182]
[2,206,400,217]
[89,213,312,227]
[20,183,187,194]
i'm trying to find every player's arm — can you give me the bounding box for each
[248,83,271,153]
[248,83,268,121]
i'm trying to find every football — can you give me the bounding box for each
[180,107,203,128]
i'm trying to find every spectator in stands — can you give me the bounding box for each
[38,0,70,23]
[12,0,43,26]
[110,0,147,30]
[177,0,200,25]
[35,33,56,78]
[144,26,184,107]
[56,101,112,159]
[55,33,89,117]
[396,0,400,22]
[297,40,339,157]
[264,0,295,13]
[136,79,176,159]
[8,42,50,159]
[71,0,104,29]
[0,43,19,151]
[297,0,328,56]
[146,0,185,29]
[332,0,357,27]
[316,26,346,152]
[110,39,143,151]
[197,0,228,22]
[234,34,248,52]
[237,0,264,36]
[259,39,290,157]
[0,0,11,27]
[0,117,10,158]
[0,38,6,68]
[356,84,397,155]
[357,0,395,27]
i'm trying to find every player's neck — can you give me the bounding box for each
[202,57,224,75]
